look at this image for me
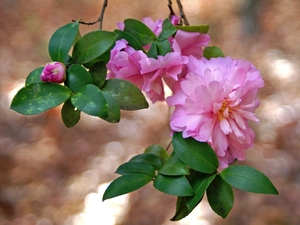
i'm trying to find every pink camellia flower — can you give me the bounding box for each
[167,56,264,169]
[40,62,66,83]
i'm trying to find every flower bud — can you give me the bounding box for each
[40,62,66,83]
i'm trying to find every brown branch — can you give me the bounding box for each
[176,0,189,26]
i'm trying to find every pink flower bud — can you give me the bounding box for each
[40,62,66,83]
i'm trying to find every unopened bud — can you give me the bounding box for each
[40,62,66,83]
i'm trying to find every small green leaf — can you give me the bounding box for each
[176,24,209,34]
[171,197,190,221]
[102,92,120,123]
[203,46,225,59]
[65,64,93,92]
[129,153,162,170]
[172,132,219,173]
[61,98,81,128]
[207,175,234,218]
[147,42,158,59]
[156,40,172,56]
[220,165,279,195]
[159,151,189,176]
[103,174,153,201]
[25,67,44,85]
[153,174,194,196]
[72,30,117,64]
[101,79,148,110]
[115,162,155,177]
[157,18,177,41]
[114,29,144,51]
[124,18,157,45]
[10,83,72,115]
[71,84,108,118]
[144,144,169,162]
[89,61,107,89]
[49,21,79,62]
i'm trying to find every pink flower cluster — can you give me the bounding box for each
[107,17,264,169]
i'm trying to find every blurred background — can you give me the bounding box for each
[1,0,300,224]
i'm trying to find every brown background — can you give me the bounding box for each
[0,0,300,224]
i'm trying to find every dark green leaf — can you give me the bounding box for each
[102,91,120,123]
[144,144,169,162]
[71,84,108,118]
[48,21,79,62]
[10,83,72,115]
[129,153,162,170]
[25,67,44,85]
[124,18,157,45]
[147,42,158,59]
[203,46,225,59]
[171,197,190,221]
[172,132,219,173]
[101,79,148,110]
[176,24,209,34]
[207,175,234,218]
[89,61,107,88]
[61,98,81,128]
[102,174,153,201]
[157,18,177,41]
[115,162,155,177]
[153,174,194,196]
[65,64,93,92]
[114,29,144,51]
[156,40,172,56]
[220,165,279,195]
[72,30,117,64]
[159,151,189,176]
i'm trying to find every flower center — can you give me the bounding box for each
[218,99,230,121]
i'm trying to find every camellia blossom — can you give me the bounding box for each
[40,62,66,83]
[167,56,264,169]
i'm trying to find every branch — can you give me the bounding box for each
[176,0,189,26]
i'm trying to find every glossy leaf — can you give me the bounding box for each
[153,174,194,197]
[48,21,79,62]
[65,64,93,92]
[124,18,156,45]
[114,29,144,51]
[10,83,72,115]
[101,79,148,110]
[102,174,153,201]
[171,197,190,221]
[156,40,172,56]
[61,98,81,128]
[159,151,189,176]
[115,162,155,177]
[176,24,209,34]
[144,144,169,162]
[147,42,158,59]
[207,175,234,218]
[129,153,162,170]
[72,30,117,64]
[101,92,120,123]
[158,18,177,41]
[220,165,278,195]
[89,61,107,89]
[203,46,225,59]
[71,84,108,118]
[25,67,44,85]
[172,132,219,173]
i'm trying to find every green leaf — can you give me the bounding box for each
[147,42,158,59]
[65,64,93,92]
[25,67,44,85]
[103,174,153,201]
[220,165,278,195]
[72,30,117,64]
[176,24,209,34]
[61,98,81,128]
[207,175,234,218]
[172,132,219,173]
[71,84,108,118]
[115,162,155,177]
[153,174,194,196]
[144,144,169,162]
[171,197,190,221]
[48,21,79,62]
[203,46,225,59]
[159,151,189,176]
[157,18,177,41]
[114,29,144,51]
[156,40,172,56]
[102,92,120,123]
[124,18,157,45]
[89,61,107,89]
[129,153,162,170]
[10,83,72,115]
[101,79,148,110]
